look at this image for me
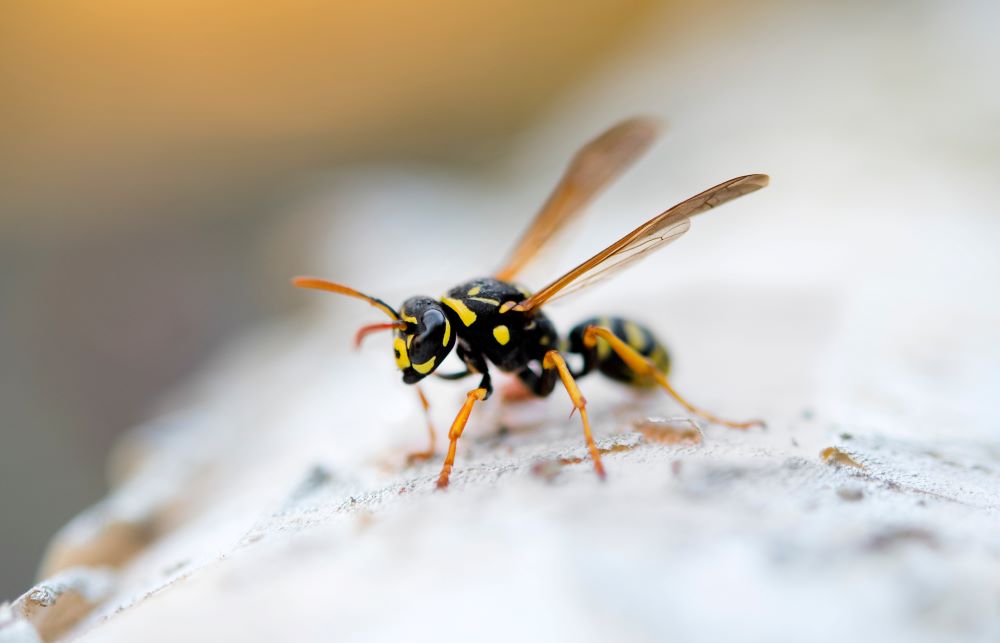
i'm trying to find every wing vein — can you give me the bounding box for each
[494,117,662,281]
[514,174,769,312]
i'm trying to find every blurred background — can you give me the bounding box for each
[1,0,998,601]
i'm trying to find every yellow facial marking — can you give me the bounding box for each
[393,337,410,369]
[499,301,517,313]
[493,325,510,345]
[624,321,646,351]
[467,286,482,296]
[412,356,436,374]
[469,296,500,306]
[442,297,477,326]
[442,317,451,347]
[402,314,418,325]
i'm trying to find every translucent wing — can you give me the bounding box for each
[494,116,661,282]
[515,174,769,312]
[517,218,691,308]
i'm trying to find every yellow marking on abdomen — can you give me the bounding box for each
[651,346,671,375]
[493,325,510,345]
[624,321,647,351]
[413,356,436,374]
[442,297,477,326]
[596,318,612,360]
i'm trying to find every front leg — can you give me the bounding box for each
[436,352,492,489]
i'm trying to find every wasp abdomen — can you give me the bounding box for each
[567,316,671,387]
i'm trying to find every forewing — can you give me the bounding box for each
[514,174,768,312]
[494,116,661,281]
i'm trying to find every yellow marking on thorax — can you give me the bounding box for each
[412,356,436,374]
[493,325,510,345]
[468,296,500,306]
[467,286,482,296]
[442,297,477,326]
[499,301,517,313]
[442,318,451,346]
[393,337,410,369]
[623,321,647,351]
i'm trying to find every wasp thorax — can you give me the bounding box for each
[394,296,456,383]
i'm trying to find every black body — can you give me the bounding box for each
[403,277,671,399]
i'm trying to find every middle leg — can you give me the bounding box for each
[542,350,606,480]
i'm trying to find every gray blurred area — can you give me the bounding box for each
[0,189,295,596]
[0,0,660,598]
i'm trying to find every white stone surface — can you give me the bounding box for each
[7,1,999,641]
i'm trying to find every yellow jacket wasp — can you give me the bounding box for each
[293,117,768,488]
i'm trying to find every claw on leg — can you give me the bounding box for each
[583,326,764,430]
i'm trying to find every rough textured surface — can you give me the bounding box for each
[4,1,999,641]
[3,569,114,642]
[20,380,1000,642]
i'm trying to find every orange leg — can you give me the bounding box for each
[436,387,488,489]
[542,350,606,480]
[406,385,437,465]
[583,326,764,430]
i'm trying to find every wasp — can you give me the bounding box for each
[294,117,768,488]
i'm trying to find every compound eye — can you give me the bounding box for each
[421,308,445,335]
[416,309,444,347]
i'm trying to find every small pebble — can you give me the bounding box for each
[836,486,864,501]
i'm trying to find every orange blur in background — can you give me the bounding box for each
[0,0,660,597]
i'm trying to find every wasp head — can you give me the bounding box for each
[394,297,455,383]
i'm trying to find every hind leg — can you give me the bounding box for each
[582,326,764,430]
